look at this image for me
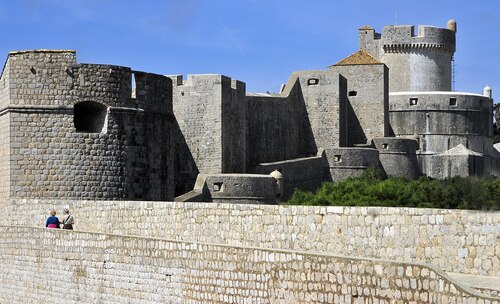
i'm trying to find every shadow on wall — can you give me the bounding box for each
[347,99,367,146]
[296,83,319,158]
[245,77,319,168]
[173,118,199,197]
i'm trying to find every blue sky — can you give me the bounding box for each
[0,0,498,95]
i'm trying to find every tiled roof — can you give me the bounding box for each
[331,50,382,66]
[359,25,374,30]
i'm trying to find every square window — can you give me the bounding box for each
[307,78,319,86]
[333,155,342,163]
[409,98,418,106]
[213,182,223,192]
[449,98,457,106]
[382,143,388,149]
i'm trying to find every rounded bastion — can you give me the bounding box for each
[389,92,493,154]
[1,50,174,200]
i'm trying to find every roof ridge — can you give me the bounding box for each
[330,50,382,67]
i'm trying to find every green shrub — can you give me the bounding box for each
[284,169,500,210]
[494,128,500,144]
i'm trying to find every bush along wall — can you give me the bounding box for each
[285,169,500,210]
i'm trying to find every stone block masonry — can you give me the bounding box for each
[0,226,497,304]
[0,50,174,200]
[2,199,498,277]
[169,74,246,196]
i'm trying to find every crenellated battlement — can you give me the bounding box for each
[360,20,457,92]
[381,25,456,53]
[3,50,172,114]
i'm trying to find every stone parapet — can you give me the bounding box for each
[0,226,497,303]
[2,199,498,276]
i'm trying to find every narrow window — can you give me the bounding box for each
[74,101,108,133]
[333,155,342,163]
[307,78,319,86]
[449,98,457,106]
[348,91,358,97]
[409,98,418,106]
[131,72,136,98]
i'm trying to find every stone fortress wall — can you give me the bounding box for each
[0,50,174,201]
[1,226,497,304]
[169,74,246,196]
[2,200,498,277]
[389,91,498,178]
[0,20,499,303]
[0,20,498,203]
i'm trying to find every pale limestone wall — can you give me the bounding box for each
[2,200,498,276]
[0,226,497,304]
[0,61,10,199]
[0,114,9,199]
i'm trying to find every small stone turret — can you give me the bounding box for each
[447,19,457,32]
[269,170,283,198]
[483,85,492,99]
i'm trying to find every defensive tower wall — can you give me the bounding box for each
[373,137,421,179]
[329,51,390,146]
[389,91,496,177]
[359,22,456,92]
[0,50,174,200]
[389,92,493,153]
[169,74,246,196]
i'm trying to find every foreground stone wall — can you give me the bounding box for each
[2,200,498,276]
[0,226,496,304]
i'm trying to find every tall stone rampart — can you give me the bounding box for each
[170,74,246,195]
[329,62,389,145]
[0,50,174,200]
[0,226,497,303]
[2,199,498,277]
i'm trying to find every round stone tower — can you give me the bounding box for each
[359,20,456,92]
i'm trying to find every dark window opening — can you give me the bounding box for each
[409,98,418,106]
[348,91,358,97]
[382,143,388,149]
[308,78,319,86]
[333,155,342,163]
[213,182,223,192]
[74,101,108,133]
[449,98,457,106]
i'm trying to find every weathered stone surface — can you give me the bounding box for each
[2,200,498,277]
[0,50,174,200]
[0,226,497,304]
